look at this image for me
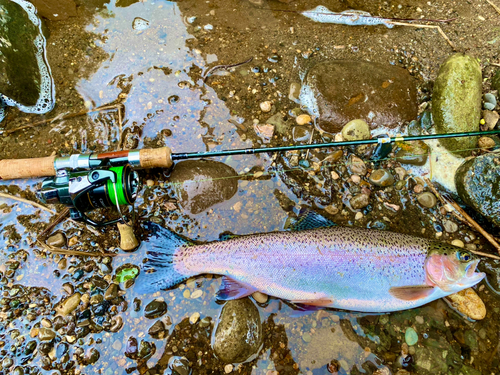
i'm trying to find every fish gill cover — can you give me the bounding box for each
[0,0,55,122]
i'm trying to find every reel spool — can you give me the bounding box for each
[37,164,139,226]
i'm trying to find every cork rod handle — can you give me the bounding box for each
[139,147,173,169]
[0,156,56,180]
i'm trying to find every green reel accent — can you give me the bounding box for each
[107,166,128,205]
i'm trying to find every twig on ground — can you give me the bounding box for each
[4,104,124,135]
[424,179,500,259]
[203,57,253,82]
[486,0,500,15]
[0,192,100,236]
[36,239,117,257]
[37,207,70,241]
[388,21,455,49]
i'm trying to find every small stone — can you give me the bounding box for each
[296,114,312,125]
[369,169,394,187]
[484,102,496,111]
[415,316,424,324]
[38,328,56,341]
[324,204,339,215]
[189,312,200,324]
[394,167,406,180]
[417,192,437,208]
[183,289,191,298]
[347,155,367,175]
[351,174,361,184]
[146,179,155,187]
[252,291,268,304]
[104,284,119,301]
[225,364,233,373]
[260,101,272,112]
[395,140,429,166]
[446,288,486,320]
[413,184,424,194]
[56,293,81,316]
[191,290,203,299]
[67,236,78,247]
[405,327,418,346]
[57,258,67,270]
[478,136,496,150]
[355,212,363,220]
[112,340,122,351]
[482,110,499,130]
[148,320,167,339]
[289,82,301,102]
[145,299,168,319]
[41,318,52,328]
[342,119,370,141]
[331,171,340,180]
[451,239,464,248]
[484,93,497,107]
[199,317,212,328]
[302,332,312,342]
[46,233,67,247]
[350,194,370,209]
[443,220,458,233]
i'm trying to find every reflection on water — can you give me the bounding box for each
[0,0,499,374]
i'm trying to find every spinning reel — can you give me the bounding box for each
[36,164,140,227]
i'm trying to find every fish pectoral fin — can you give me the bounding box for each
[291,298,334,307]
[216,277,257,301]
[389,285,436,301]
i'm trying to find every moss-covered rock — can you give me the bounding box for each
[212,298,262,363]
[432,54,482,156]
[455,153,500,227]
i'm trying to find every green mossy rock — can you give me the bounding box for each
[455,153,500,227]
[212,298,262,363]
[432,54,482,157]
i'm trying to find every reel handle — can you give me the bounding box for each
[0,147,173,180]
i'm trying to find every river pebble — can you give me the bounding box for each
[289,82,301,102]
[148,320,167,339]
[260,101,272,112]
[252,291,268,304]
[405,327,418,346]
[451,239,464,248]
[347,155,367,175]
[342,119,370,141]
[483,93,497,110]
[296,114,312,125]
[478,136,495,149]
[369,169,394,187]
[225,364,233,373]
[189,312,200,324]
[350,194,370,209]
[446,288,486,320]
[46,232,67,247]
[144,299,168,319]
[38,328,56,341]
[191,290,203,299]
[417,192,437,208]
[482,110,499,130]
[55,292,81,316]
[443,220,458,233]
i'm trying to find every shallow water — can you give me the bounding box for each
[1,0,500,374]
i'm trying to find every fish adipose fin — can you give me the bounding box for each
[135,222,193,294]
[389,285,436,301]
[287,208,336,232]
[216,276,257,300]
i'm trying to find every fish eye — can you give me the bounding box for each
[457,251,471,262]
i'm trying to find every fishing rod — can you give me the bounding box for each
[0,129,498,225]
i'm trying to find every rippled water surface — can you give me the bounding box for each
[1,0,500,374]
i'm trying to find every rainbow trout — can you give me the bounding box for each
[138,220,485,313]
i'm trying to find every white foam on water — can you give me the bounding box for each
[0,0,55,117]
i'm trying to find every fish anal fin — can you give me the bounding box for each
[216,277,257,301]
[292,298,334,307]
[389,285,435,301]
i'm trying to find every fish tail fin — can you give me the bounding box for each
[135,222,193,294]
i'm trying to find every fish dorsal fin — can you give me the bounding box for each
[286,208,336,232]
[216,277,257,300]
[389,285,436,301]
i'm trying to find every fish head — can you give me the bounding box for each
[425,242,485,293]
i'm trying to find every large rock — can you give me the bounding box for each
[299,60,417,133]
[168,160,238,214]
[455,153,500,227]
[0,0,55,120]
[212,298,262,363]
[432,54,482,156]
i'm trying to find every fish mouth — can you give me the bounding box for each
[461,260,485,286]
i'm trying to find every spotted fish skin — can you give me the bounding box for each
[139,224,484,313]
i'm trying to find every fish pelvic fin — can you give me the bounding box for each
[135,222,193,294]
[216,276,257,301]
[389,285,436,301]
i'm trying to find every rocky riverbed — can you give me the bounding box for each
[1,0,500,374]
